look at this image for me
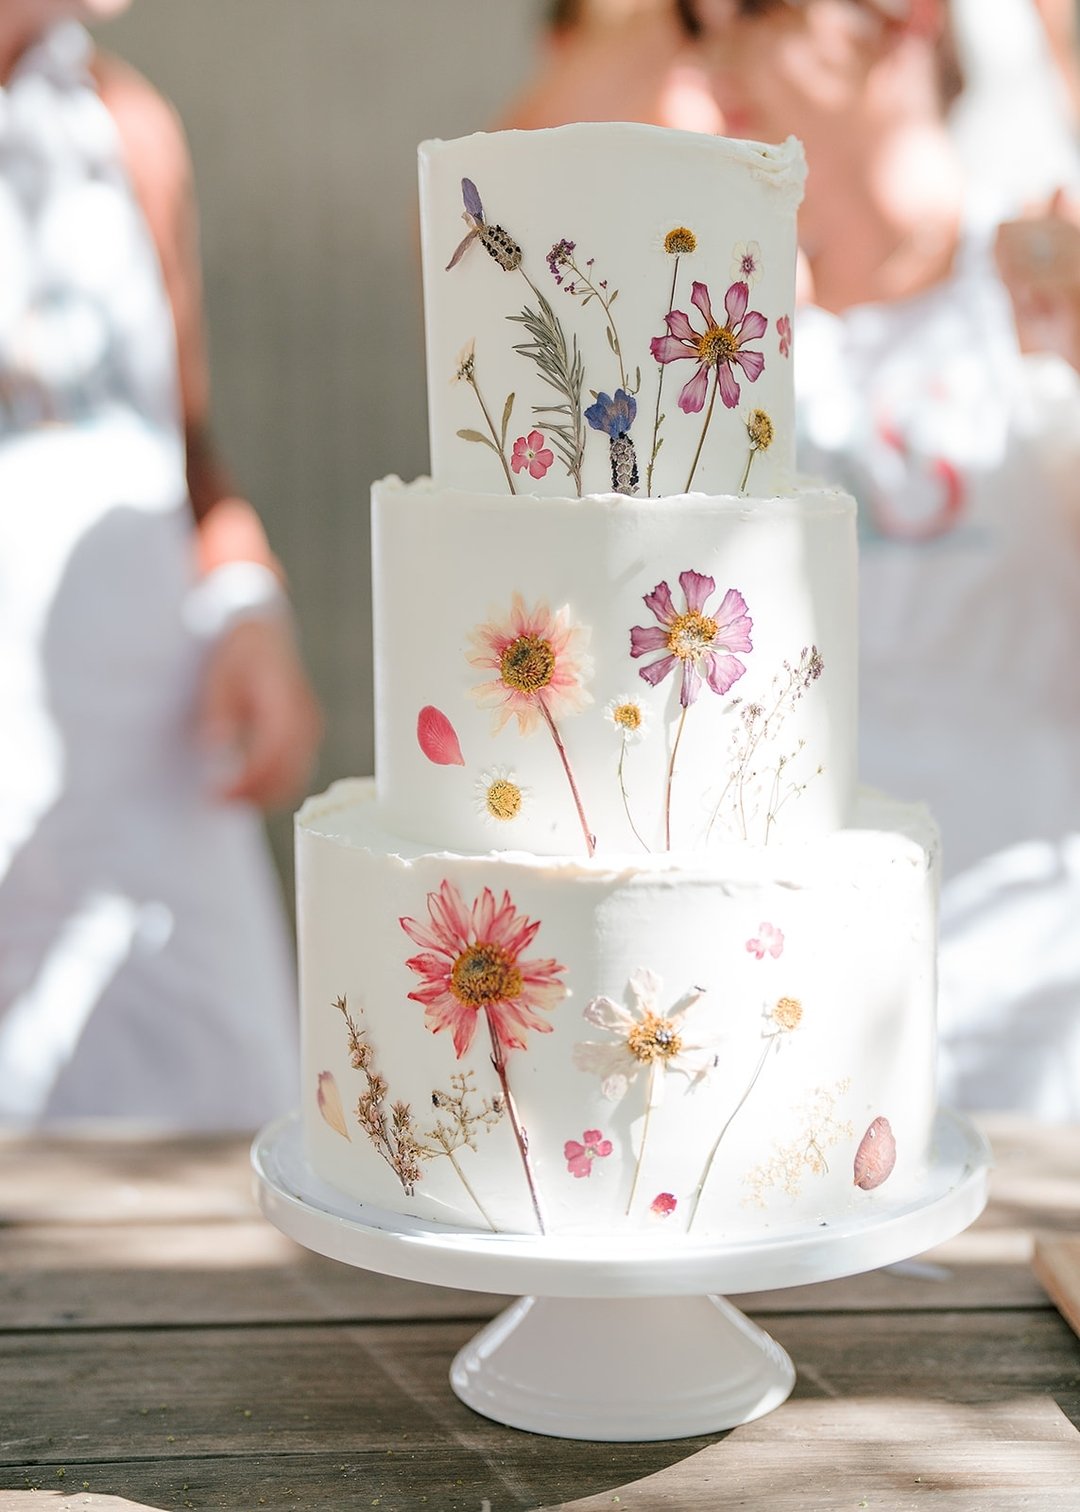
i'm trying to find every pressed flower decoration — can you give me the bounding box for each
[746,922,785,960]
[446,177,522,272]
[776,313,792,359]
[585,389,639,495]
[647,225,698,493]
[604,695,651,851]
[730,240,762,287]
[400,879,567,1231]
[475,766,527,826]
[468,592,596,854]
[417,705,465,767]
[564,1128,614,1179]
[316,1071,350,1140]
[452,337,519,493]
[854,1116,897,1191]
[650,1191,678,1218]
[574,968,713,1216]
[740,407,774,493]
[650,280,768,491]
[630,570,753,848]
[511,430,554,479]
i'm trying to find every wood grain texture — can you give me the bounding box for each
[1034,1238,1080,1341]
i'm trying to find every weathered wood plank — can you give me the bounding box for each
[1034,1238,1080,1342]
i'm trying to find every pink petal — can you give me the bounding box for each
[737,309,768,342]
[528,455,549,478]
[702,650,747,696]
[680,659,701,707]
[511,437,528,458]
[678,568,716,615]
[724,280,749,326]
[583,1129,604,1145]
[734,347,765,383]
[510,453,527,473]
[678,363,710,413]
[400,914,448,954]
[595,1140,613,1157]
[564,1140,586,1160]
[854,1117,897,1190]
[568,1154,592,1178]
[746,939,765,958]
[690,280,715,327]
[712,587,753,652]
[717,361,741,409]
[417,706,465,766]
[527,430,545,449]
[642,579,678,627]
[630,624,670,657]
[664,308,699,342]
[537,448,554,467]
[651,333,695,365]
[638,654,677,688]
[429,879,471,955]
[650,1192,677,1217]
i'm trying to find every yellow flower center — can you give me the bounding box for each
[611,701,643,731]
[485,778,522,821]
[667,610,717,661]
[450,942,523,1009]
[697,325,739,366]
[500,634,556,693]
[773,997,803,1032]
[626,1011,683,1064]
[747,408,774,451]
[664,226,697,256]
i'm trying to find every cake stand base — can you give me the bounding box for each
[253,1109,990,1442]
[450,1293,794,1440]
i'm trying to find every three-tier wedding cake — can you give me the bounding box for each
[296,124,938,1238]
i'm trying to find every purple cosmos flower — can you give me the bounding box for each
[630,569,753,707]
[584,389,637,438]
[650,280,767,412]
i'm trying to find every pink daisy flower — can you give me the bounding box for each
[468,592,592,736]
[650,280,767,413]
[630,569,752,707]
[777,314,792,359]
[400,880,567,1059]
[511,430,554,479]
[564,1128,614,1178]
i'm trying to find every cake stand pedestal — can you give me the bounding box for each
[252,1109,990,1442]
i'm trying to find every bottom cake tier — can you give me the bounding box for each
[297,779,939,1239]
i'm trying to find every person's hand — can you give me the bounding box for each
[995,189,1080,371]
[199,614,323,810]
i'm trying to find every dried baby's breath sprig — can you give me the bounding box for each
[335,995,425,1195]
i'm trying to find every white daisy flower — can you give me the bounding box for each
[474,765,528,826]
[573,968,714,1101]
[604,694,650,745]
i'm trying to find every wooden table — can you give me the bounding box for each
[2,1117,1079,1512]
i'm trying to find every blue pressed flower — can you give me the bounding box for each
[585,389,638,438]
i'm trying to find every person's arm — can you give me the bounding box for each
[94,51,322,807]
[995,189,1080,373]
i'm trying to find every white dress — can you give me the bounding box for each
[0,23,298,1128]
[796,233,1080,1120]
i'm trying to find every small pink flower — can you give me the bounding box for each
[511,430,555,479]
[777,314,792,359]
[650,1192,677,1218]
[650,280,767,412]
[417,706,465,766]
[630,569,752,707]
[746,922,784,960]
[563,1127,614,1178]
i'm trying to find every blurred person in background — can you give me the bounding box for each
[493,0,723,132]
[0,0,322,1128]
[678,0,1080,1118]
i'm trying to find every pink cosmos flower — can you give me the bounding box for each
[650,280,767,412]
[777,314,792,359]
[630,569,752,707]
[400,879,566,1059]
[651,1192,677,1218]
[746,922,785,960]
[564,1128,614,1178]
[468,592,592,736]
[511,430,554,479]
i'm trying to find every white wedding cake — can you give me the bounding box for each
[297,125,937,1238]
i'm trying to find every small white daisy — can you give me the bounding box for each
[474,765,528,826]
[573,968,714,1101]
[730,240,763,288]
[604,694,650,745]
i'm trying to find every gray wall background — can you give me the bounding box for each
[95,0,545,892]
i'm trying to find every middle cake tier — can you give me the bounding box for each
[374,476,857,857]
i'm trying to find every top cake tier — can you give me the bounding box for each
[420,125,805,500]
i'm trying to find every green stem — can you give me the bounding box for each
[469,374,517,494]
[647,258,680,497]
[739,442,757,495]
[683,368,719,494]
[617,738,651,852]
[625,1064,657,1217]
[686,1039,776,1233]
[664,704,690,851]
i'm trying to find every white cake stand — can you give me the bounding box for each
[252,1109,990,1442]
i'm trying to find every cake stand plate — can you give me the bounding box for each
[252,1109,990,1441]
